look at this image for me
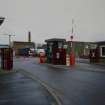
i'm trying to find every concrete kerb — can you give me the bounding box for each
[39,63,105,73]
[38,63,70,70]
[17,69,62,105]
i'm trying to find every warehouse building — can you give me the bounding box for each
[12,41,35,56]
[11,31,35,56]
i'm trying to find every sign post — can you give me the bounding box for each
[70,35,75,66]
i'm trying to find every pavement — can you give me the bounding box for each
[0,70,58,105]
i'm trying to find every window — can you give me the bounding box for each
[102,47,105,56]
[100,46,105,57]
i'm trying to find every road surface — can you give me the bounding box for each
[14,57,105,105]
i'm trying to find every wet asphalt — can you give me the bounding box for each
[0,71,57,105]
[14,57,105,105]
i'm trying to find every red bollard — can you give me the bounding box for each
[70,49,75,66]
[39,52,45,63]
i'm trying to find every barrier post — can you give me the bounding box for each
[69,36,75,66]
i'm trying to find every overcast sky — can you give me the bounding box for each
[0,0,105,44]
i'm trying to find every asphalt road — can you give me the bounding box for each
[0,71,56,105]
[14,57,105,105]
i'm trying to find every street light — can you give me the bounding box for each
[8,34,15,47]
[0,17,5,26]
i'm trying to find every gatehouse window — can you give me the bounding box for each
[100,46,105,57]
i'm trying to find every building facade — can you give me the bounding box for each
[66,41,93,58]
[12,41,35,56]
[97,41,105,58]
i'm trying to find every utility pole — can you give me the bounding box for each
[8,34,15,47]
[8,35,15,46]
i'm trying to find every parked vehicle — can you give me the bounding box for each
[29,48,37,57]
[18,48,30,56]
[36,49,45,56]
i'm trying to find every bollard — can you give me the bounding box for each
[66,54,70,66]
[39,52,46,63]
[70,49,75,66]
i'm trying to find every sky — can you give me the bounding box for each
[0,0,105,44]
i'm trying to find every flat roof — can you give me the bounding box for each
[0,45,9,48]
[96,41,105,43]
[45,38,66,42]
[13,41,34,43]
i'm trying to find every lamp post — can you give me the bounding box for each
[8,34,15,47]
[0,34,15,47]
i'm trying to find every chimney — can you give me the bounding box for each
[28,31,31,42]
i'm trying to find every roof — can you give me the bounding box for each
[96,41,105,43]
[66,41,93,43]
[12,41,35,48]
[45,38,66,42]
[13,41,34,44]
[0,45,9,48]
